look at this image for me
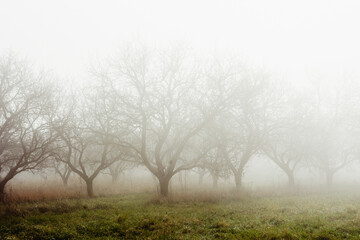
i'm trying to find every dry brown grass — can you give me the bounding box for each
[3,176,352,204]
[4,185,84,202]
[2,176,157,203]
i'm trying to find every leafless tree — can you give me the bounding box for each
[92,45,234,196]
[53,159,72,186]
[261,87,310,187]
[107,155,136,184]
[53,89,125,197]
[307,118,355,187]
[0,54,58,201]
[222,71,267,190]
[305,77,357,187]
[203,146,231,188]
[54,119,122,197]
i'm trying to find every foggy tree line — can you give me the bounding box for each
[1,46,360,200]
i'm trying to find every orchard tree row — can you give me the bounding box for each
[1,45,359,200]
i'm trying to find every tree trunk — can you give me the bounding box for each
[286,170,295,187]
[62,177,68,187]
[159,177,170,196]
[0,175,13,202]
[85,179,94,197]
[212,175,218,188]
[60,175,69,187]
[276,163,295,188]
[326,170,334,187]
[0,181,6,202]
[234,172,242,190]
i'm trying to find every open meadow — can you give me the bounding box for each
[2,189,360,240]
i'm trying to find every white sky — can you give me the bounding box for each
[1,0,360,83]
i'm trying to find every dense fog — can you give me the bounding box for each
[2,0,360,200]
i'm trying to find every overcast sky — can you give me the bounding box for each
[1,0,360,83]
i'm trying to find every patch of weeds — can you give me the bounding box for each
[93,203,112,210]
[311,233,334,240]
[76,221,121,238]
[140,218,157,231]
[80,211,88,219]
[262,231,297,240]
[3,205,25,217]
[345,206,357,215]
[20,225,77,240]
[182,226,192,234]
[117,214,128,224]
[53,202,73,214]
[268,217,285,226]
[213,220,230,229]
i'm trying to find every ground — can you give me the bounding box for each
[2,191,360,239]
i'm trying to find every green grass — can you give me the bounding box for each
[2,192,360,239]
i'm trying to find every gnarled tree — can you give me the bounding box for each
[93,45,232,196]
[0,54,57,201]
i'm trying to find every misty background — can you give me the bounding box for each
[2,0,360,200]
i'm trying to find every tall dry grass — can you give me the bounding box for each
[2,176,157,203]
[3,175,358,204]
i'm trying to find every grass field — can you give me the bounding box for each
[2,191,360,239]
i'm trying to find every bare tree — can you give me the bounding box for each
[107,155,136,184]
[0,54,58,201]
[307,118,355,187]
[54,119,122,197]
[262,88,310,187]
[305,77,357,187]
[203,146,231,188]
[221,71,267,190]
[53,159,72,186]
[93,45,233,196]
[54,94,130,197]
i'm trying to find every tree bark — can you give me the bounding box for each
[62,177,68,187]
[85,179,94,197]
[286,170,295,187]
[0,181,6,202]
[234,172,243,190]
[159,177,170,196]
[0,174,13,202]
